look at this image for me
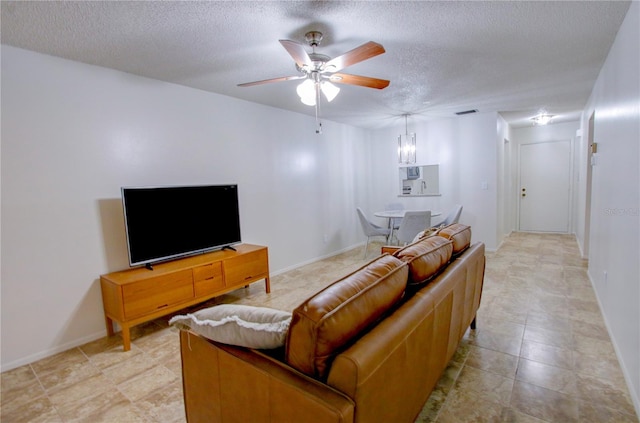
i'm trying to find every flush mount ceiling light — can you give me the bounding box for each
[238,31,389,133]
[531,111,555,125]
[398,114,416,164]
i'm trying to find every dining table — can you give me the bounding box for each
[373,210,441,243]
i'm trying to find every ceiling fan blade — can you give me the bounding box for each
[238,75,305,87]
[279,40,312,68]
[323,41,385,72]
[329,73,390,89]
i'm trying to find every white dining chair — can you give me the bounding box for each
[385,203,404,232]
[395,210,432,246]
[433,205,463,227]
[356,207,391,258]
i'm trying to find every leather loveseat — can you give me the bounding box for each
[178,223,485,423]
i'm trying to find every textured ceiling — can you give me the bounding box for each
[1,1,631,129]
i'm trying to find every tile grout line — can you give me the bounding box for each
[29,358,66,422]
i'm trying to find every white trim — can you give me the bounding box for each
[0,330,107,373]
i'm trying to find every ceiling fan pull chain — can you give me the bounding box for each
[315,81,322,134]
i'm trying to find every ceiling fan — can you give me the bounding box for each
[238,31,390,133]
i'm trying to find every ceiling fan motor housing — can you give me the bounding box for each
[296,53,331,74]
[305,31,323,47]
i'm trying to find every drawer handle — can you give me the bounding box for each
[244,276,253,280]
[157,304,168,309]
[205,277,214,280]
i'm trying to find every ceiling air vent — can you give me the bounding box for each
[455,109,478,115]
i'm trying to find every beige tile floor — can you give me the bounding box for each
[1,232,638,422]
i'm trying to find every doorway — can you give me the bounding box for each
[583,113,595,257]
[503,138,513,235]
[519,140,572,232]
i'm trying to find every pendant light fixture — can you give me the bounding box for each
[398,114,416,164]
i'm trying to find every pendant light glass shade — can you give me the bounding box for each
[398,115,416,164]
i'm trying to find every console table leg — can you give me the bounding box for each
[470,317,477,330]
[121,324,131,352]
[105,316,115,337]
[265,276,271,294]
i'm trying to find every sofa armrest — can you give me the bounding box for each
[180,330,355,423]
[380,245,401,255]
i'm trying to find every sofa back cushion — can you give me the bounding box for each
[285,254,408,380]
[393,236,453,285]
[438,223,471,256]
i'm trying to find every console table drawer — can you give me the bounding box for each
[193,262,224,296]
[224,248,269,286]
[123,270,194,318]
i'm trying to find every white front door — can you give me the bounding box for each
[519,140,571,232]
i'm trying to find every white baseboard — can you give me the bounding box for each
[1,330,107,373]
[270,243,364,277]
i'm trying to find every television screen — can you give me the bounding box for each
[121,184,241,267]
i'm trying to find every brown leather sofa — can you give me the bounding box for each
[179,224,485,423]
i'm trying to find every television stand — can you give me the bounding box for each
[100,244,269,351]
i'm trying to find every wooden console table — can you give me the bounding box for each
[100,244,270,351]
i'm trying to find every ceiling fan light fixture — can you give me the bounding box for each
[300,95,316,107]
[297,79,316,105]
[297,80,339,105]
[321,81,340,102]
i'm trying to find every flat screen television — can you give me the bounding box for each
[121,184,241,268]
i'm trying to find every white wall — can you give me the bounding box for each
[367,112,500,251]
[579,1,640,412]
[0,46,371,369]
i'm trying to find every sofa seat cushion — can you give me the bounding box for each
[285,254,408,380]
[438,223,472,256]
[393,236,453,285]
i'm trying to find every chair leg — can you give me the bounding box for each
[363,237,370,259]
